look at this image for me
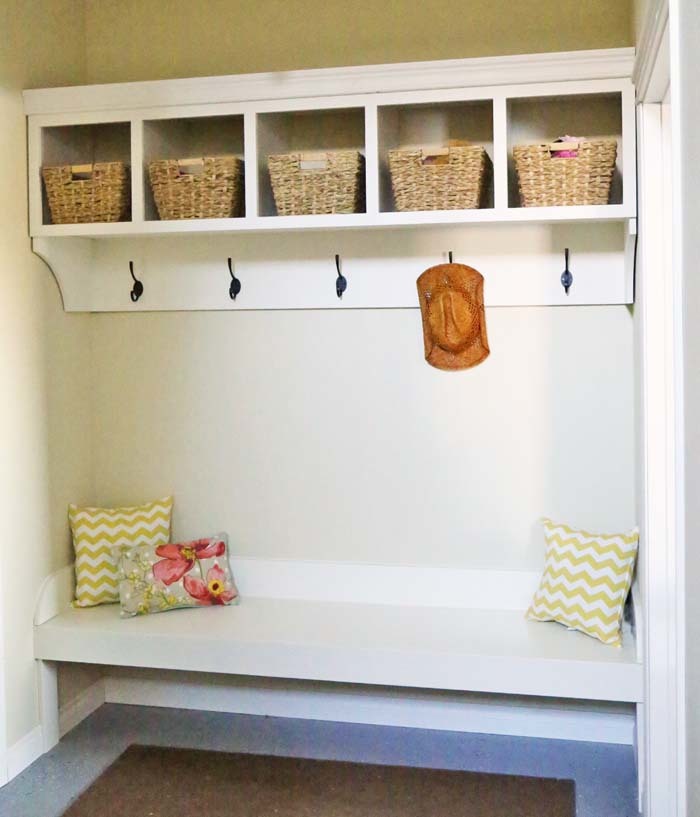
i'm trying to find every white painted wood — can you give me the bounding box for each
[104,673,636,745]
[22,49,635,115]
[130,116,145,224]
[29,205,635,239]
[636,95,685,817]
[625,218,638,305]
[492,95,508,211]
[363,103,380,217]
[34,564,74,626]
[34,223,630,312]
[37,661,59,753]
[59,680,105,738]
[6,726,44,782]
[27,117,44,240]
[243,110,258,219]
[24,57,637,308]
[33,561,642,705]
[31,559,536,613]
[31,238,95,312]
[33,596,643,702]
[634,0,670,102]
[233,559,543,609]
[621,82,639,215]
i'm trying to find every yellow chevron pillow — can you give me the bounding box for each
[69,496,173,607]
[526,518,639,646]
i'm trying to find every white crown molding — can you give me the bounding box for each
[23,48,635,116]
[633,0,670,102]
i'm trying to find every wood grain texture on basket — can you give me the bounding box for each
[268,151,365,216]
[148,156,244,220]
[388,145,491,211]
[513,139,617,207]
[42,162,130,224]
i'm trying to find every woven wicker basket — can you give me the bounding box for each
[148,156,244,220]
[268,151,365,216]
[42,162,130,224]
[388,145,491,211]
[513,138,618,207]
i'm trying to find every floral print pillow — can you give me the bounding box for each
[117,533,239,617]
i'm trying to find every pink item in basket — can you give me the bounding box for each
[551,135,581,158]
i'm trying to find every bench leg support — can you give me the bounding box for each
[37,660,59,752]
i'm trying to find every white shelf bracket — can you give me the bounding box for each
[32,237,95,312]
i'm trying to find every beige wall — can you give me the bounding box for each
[83,0,632,84]
[0,0,91,749]
[90,307,635,569]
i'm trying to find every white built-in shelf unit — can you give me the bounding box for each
[24,48,636,312]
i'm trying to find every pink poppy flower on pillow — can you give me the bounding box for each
[152,538,225,586]
[184,564,237,605]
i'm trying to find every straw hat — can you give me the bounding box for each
[416,263,490,370]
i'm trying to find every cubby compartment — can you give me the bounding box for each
[378,100,494,212]
[143,115,245,220]
[256,107,366,217]
[40,122,131,225]
[507,93,623,208]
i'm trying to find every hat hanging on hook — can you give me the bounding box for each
[417,261,489,371]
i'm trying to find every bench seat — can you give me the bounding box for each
[35,563,643,704]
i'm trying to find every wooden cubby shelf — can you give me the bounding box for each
[24,49,637,311]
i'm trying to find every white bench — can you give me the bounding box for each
[34,559,643,752]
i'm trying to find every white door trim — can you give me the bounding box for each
[635,3,686,813]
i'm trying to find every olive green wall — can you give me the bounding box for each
[83,0,633,84]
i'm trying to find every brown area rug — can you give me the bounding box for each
[61,745,575,817]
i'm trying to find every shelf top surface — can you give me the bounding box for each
[34,206,635,238]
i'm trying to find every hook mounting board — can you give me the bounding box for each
[33,221,634,312]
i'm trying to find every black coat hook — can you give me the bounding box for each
[335,254,347,299]
[561,248,573,295]
[129,261,143,302]
[228,257,241,300]
[448,251,453,263]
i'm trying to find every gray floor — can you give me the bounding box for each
[0,704,638,817]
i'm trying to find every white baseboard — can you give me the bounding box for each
[2,680,106,786]
[7,726,43,781]
[59,680,105,738]
[105,673,635,745]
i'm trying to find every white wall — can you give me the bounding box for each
[678,0,700,813]
[90,305,635,569]
[0,0,91,752]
